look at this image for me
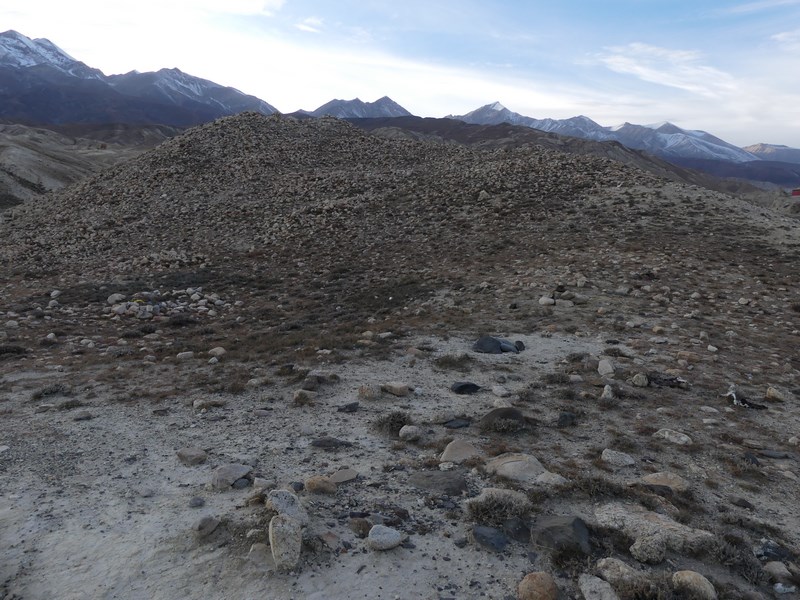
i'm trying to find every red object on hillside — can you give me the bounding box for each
[793,188,800,196]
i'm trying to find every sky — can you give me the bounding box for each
[2,0,800,147]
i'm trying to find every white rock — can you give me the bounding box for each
[653,429,693,445]
[367,524,403,550]
[598,359,615,376]
[269,515,302,570]
[176,351,194,360]
[398,425,422,442]
[267,490,309,526]
[208,346,226,357]
[578,574,620,600]
[601,449,636,468]
[538,296,556,306]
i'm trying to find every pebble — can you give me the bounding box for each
[194,515,221,538]
[408,471,467,495]
[631,373,649,387]
[672,571,717,600]
[176,351,194,360]
[641,472,689,493]
[601,448,636,468]
[72,410,93,421]
[367,524,403,550]
[188,496,205,508]
[450,381,481,394]
[518,572,558,600]
[208,346,226,357]
[269,515,302,570]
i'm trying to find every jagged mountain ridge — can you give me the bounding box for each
[0,30,276,126]
[300,96,413,119]
[449,102,760,164]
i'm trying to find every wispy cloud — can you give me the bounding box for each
[772,28,800,49]
[597,43,738,98]
[723,0,800,14]
[295,17,323,33]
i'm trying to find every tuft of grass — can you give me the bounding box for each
[372,411,412,436]
[541,372,571,385]
[433,353,474,373]
[31,383,70,401]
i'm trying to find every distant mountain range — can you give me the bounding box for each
[1,29,799,188]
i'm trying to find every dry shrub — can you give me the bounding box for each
[372,411,412,436]
[433,353,474,373]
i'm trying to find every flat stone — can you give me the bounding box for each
[305,475,337,495]
[473,336,519,354]
[672,571,717,600]
[653,429,693,445]
[601,449,636,469]
[642,472,689,493]
[177,447,208,466]
[194,516,221,538]
[595,558,640,587]
[631,373,649,387]
[764,561,792,583]
[269,515,302,571]
[491,385,511,398]
[578,574,620,600]
[518,572,558,600]
[210,463,252,490]
[329,468,358,484]
[176,351,194,360]
[367,524,403,550]
[485,452,545,482]
[208,346,226,357]
[440,439,481,463]
[408,471,467,496]
[292,389,317,404]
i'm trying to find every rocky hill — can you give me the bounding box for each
[1,113,799,600]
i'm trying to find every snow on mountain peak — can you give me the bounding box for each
[489,101,507,111]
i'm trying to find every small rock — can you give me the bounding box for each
[470,525,508,552]
[578,574,620,600]
[208,346,226,357]
[518,571,558,600]
[539,296,556,306]
[440,439,481,463]
[349,517,372,538]
[672,571,717,600]
[557,412,578,428]
[775,583,798,595]
[188,496,205,508]
[367,524,403,550]
[292,389,317,405]
[531,516,590,556]
[305,475,337,495]
[329,468,358,484]
[72,410,93,421]
[595,558,640,587]
[765,386,786,402]
[107,293,126,305]
[398,425,422,441]
[266,490,309,526]
[491,385,511,398]
[764,561,792,583]
[177,447,208,466]
[194,515,221,538]
[598,359,615,377]
[210,463,252,490]
[631,373,649,387]
[381,381,411,397]
[451,381,481,394]
[269,515,302,571]
[193,398,226,410]
[176,351,194,360]
[653,429,693,445]
[337,402,359,413]
[599,385,616,402]
[601,449,636,469]
[485,453,555,484]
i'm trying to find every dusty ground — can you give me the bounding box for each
[2,114,800,600]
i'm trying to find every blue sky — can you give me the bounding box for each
[3,0,800,146]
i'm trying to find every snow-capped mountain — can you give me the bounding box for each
[307,96,412,119]
[0,30,276,127]
[742,143,800,165]
[0,29,103,79]
[450,102,759,164]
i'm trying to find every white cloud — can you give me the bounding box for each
[295,17,323,34]
[597,43,738,98]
